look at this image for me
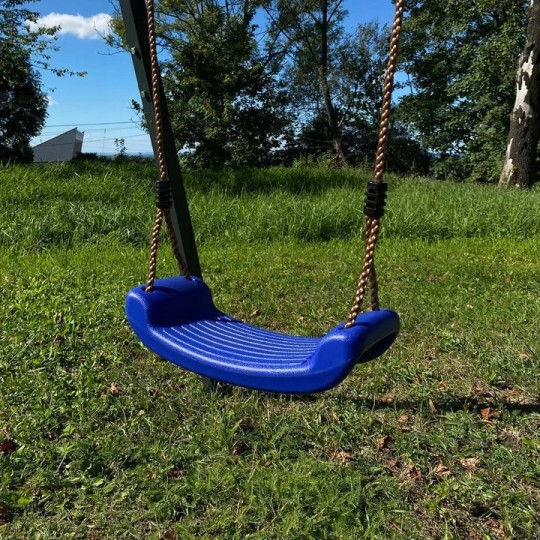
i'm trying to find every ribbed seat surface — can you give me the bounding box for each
[126,276,400,393]
[162,318,319,365]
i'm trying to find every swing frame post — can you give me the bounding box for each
[120,0,219,391]
[119,0,201,278]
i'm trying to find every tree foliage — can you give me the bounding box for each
[265,0,352,165]
[265,3,429,171]
[0,0,81,162]
[134,0,291,168]
[0,43,47,162]
[400,0,530,182]
[108,0,528,178]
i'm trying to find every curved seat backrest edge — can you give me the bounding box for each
[126,276,223,327]
[315,309,400,370]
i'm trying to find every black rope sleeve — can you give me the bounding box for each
[156,180,172,210]
[363,181,388,219]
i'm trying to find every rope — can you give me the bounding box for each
[145,0,189,292]
[345,0,404,328]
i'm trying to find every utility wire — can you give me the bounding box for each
[43,121,137,128]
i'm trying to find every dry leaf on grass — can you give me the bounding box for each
[330,449,353,463]
[460,457,481,473]
[497,428,522,448]
[480,407,496,422]
[231,441,250,456]
[0,439,17,455]
[52,334,65,345]
[377,434,392,451]
[404,463,422,483]
[434,462,451,477]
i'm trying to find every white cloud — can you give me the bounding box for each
[46,95,58,106]
[28,13,112,40]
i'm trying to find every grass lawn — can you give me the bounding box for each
[1,162,539,539]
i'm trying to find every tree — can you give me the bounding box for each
[288,22,385,161]
[265,0,350,166]
[0,43,47,162]
[499,0,540,188]
[112,0,290,168]
[0,0,73,162]
[399,0,529,182]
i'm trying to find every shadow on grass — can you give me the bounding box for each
[203,380,540,414]
[344,394,540,415]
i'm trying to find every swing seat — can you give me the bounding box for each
[125,277,399,393]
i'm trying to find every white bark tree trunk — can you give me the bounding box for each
[499,0,540,188]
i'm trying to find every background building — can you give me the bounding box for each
[32,128,84,163]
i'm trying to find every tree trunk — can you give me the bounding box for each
[499,0,540,188]
[319,0,348,167]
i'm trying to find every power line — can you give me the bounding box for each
[43,121,137,128]
[39,126,146,137]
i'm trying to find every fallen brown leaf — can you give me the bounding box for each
[331,450,353,463]
[0,439,17,455]
[460,457,481,473]
[386,458,401,470]
[109,383,120,396]
[377,434,392,451]
[434,462,451,477]
[168,468,187,478]
[480,407,496,422]
[404,463,422,482]
[497,428,522,449]
[52,334,65,345]
[484,517,505,539]
[231,441,250,456]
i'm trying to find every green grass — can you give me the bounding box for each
[1,162,539,539]
[2,161,540,252]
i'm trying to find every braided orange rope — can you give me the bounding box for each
[345,0,404,328]
[145,0,189,292]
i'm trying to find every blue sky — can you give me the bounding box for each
[30,0,397,155]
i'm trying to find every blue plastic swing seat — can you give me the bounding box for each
[125,276,400,394]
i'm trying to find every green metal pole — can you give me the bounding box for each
[119,0,201,278]
[120,0,220,390]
